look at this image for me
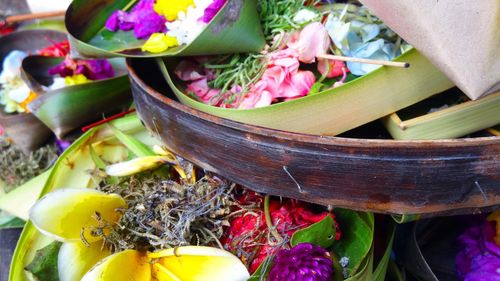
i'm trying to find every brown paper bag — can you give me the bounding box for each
[359,0,500,100]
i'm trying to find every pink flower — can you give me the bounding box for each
[185,78,221,103]
[238,89,273,109]
[317,59,348,78]
[287,22,330,64]
[283,70,316,98]
[255,48,316,100]
[175,60,206,81]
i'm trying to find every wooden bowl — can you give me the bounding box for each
[128,58,500,216]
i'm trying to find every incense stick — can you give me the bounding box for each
[317,54,410,68]
[5,11,66,24]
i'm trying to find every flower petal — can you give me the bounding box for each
[148,246,249,281]
[58,242,111,281]
[29,189,127,243]
[81,250,151,281]
[105,156,175,177]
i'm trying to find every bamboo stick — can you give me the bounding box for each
[317,54,410,68]
[4,11,66,24]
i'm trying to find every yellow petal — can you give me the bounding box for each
[65,74,90,85]
[149,246,249,281]
[105,156,174,176]
[29,188,127,243]
[81,249,151,281]
[58,242,111,281]
[487,211,500,246]
[154,0,193,21]
[141,33,179,53]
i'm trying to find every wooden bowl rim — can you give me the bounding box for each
[127,58,500,149]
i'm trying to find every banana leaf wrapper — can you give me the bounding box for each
[6,113,386,281]
[159,48,455,136]
[8,113,156,281]
[0,30,67,153]
[382,88,500,140]
[359,0,500,100]
[393,218,467,281]
[21,55,133,139]
[66,0,265,58]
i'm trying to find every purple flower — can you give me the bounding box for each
[78,60,115,80]
[200,0,226,23]
[456,221,500,281]
[105,10,135,31]
[268,243,334,281]
[56,139,71,152]
[48,57,115,81]
[104,0,166,40]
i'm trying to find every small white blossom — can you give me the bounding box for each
[293,9,318,24]
[166,0,214,45]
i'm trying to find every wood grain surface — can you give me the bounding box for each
[128,58,500,216]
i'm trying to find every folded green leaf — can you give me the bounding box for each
[10,114,161,281]
[383,90,500,140]
[0,169,52,221]
[332,209,374,277]
[0,215,25,229]
[159,48,454,135]
[25,241,62,281]
[373,221,396,281]
[66,0,265,58]
[0,30,67,153]
[290,215,336,248]
[21,56,133,139]
[108,123,155,157]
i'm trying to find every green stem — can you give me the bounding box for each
[264,195,284,243]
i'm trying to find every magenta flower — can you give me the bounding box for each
[48,57,114,81]
[105,0,166,40]
[456,220,500,281]
[268,243,334,281]
[200,0,226,23]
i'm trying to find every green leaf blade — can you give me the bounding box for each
[25,241,62,281]
[66,0,265,58]
[290,215,337,248]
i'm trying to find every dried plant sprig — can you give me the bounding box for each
[96,174,239,253]
[0,136,57,191]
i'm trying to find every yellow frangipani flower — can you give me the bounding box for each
[142,33,179,53]
[29,188,250,281]
[65,74,90,86]
[154,0,194,21]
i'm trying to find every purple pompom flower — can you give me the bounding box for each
[200,0,226,23]
[268,243,334,281]
[456,220,500,281]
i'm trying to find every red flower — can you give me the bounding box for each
[38,40,70,57]
[222,192,340,273]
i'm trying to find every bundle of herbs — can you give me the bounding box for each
[95,173,239,252]
[0,135,57,191]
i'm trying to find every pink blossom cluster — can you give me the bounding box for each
[176,22,349,109]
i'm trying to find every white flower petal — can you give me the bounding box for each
[58,242,111,281]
